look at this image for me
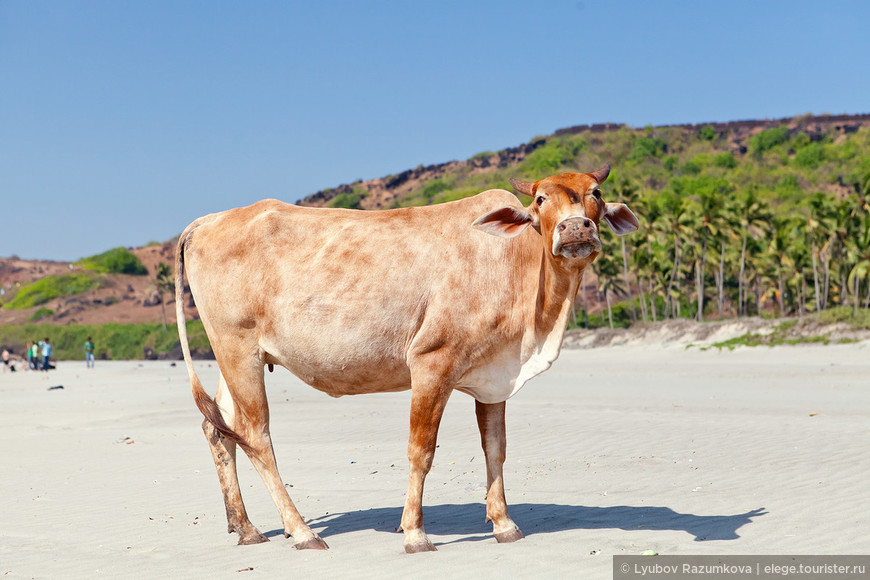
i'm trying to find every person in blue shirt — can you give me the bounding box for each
[41,337,53,371]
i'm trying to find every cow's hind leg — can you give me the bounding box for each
[203,374,267,544]
[475,400,524,543]
[223,355,328,550]
[399,362,455,553]
[202,374,268,544]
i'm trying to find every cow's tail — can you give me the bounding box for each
[175,224,248,449]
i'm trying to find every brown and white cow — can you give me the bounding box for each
[175,164,638,553]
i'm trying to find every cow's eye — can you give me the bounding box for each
[593,190,601,200]
[536,196,545,206]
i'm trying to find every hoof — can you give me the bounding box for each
[494,527,524,543]
[236,530,269,545]
[294,535,329,550]
[404,539,437,554]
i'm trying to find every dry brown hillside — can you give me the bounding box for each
[0,242,199,326]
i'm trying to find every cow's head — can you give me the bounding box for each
[472,163,639,264]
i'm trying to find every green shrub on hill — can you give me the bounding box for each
[628,135,667,162]
[329,193,362,209]
[749,126,789,156]
[714,151,737,168]
[518,136,587,179]
[2,273,101,310]
[29,307,54,321]
[421,178,453,200]
[794,142,826,168]
[77,247,147,275]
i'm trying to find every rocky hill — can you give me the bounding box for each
[298,113,870,210]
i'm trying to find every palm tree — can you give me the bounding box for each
[630,191,666,322]
[594,243,626,329]
[688,183,727,321]
[805,192,837,311]
[611,178,641,323]
[766,216,801,317]
[710,199,741,319]
[847,215,870,311]
[742,235,768,316]
[655,191,693,319]
[647,246,673,321]
[734,189,772,316]
[782,217,812,317]
[154,262,173,331]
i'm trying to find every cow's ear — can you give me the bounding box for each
[509,178,535,197]
[602,202,639,235]
[473,206,533,238]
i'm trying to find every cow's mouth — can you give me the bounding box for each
[556,240,599,259]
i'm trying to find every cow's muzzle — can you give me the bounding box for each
[552,217,601,259]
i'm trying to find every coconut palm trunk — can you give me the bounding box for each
[666,235,680,319]
[621,238,636,323]
[822,250,831,309]
[159,294,167,331]
[696,239,707,322]
[605,288,614,329]
[777,270,785,318]
[739,232,747,316]
[717,242,725,318]
[582,280,589,328]
[798,270,805,317]
[812,244,821,312]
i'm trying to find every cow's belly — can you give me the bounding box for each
[284,356,412,397]
[263,323,414,397]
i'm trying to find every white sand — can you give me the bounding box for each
[2,343,869,578]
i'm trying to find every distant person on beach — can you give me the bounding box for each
[84,337,95,368]
[30,340,40,370]
[40,338,53,371]
[2,347,10,372]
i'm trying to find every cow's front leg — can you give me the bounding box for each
[475,400,524,543]
[399,371,453,553]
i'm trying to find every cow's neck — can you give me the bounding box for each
[510,252,584,393]
[533,253,584,344]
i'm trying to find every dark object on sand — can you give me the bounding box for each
[47,385,64,391]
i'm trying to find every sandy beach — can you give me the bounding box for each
[3,342,869,578]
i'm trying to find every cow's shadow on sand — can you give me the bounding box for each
[268,504,767,544]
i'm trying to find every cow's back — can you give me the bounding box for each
[182,190,535,397]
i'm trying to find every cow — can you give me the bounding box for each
[175,163,639,553]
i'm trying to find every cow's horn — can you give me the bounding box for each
[590,163,611,184]
[509,178,535,197]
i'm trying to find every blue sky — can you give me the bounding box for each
[2,1,868,261]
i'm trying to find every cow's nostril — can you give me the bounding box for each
[584,219,591,228]
[558,223,566,232]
